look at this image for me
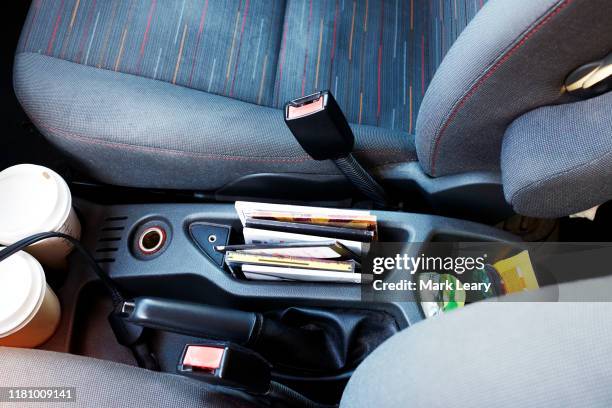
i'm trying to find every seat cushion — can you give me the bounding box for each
[0,346,259,407]
[14,52,416,190]
[14,0,482,191]
[274,0,485,132]
[14,0,428,191]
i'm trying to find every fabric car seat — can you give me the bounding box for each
[13,0,612,217]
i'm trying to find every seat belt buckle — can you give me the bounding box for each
[178,343,271,394]
[284,91,354,160]
[284,90,389,207]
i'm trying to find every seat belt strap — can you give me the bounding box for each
[333,154,388,207]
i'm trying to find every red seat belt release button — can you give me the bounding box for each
[178,343,271,394]
[182,345,225,373]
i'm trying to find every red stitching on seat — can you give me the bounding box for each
[43,124,312,163]
[429,0,573,176]
[40,124,411,164]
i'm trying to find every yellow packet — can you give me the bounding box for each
[493,250,539,294]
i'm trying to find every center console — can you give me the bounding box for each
[43,199,517,403]
[85,200,516,320]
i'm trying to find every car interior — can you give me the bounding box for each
[1,0,612,407]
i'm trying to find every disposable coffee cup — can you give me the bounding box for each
[0,249,61,348]
[0,164,81,269]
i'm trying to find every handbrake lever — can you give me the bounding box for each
[115,298,333,406]
[116,297,261,345]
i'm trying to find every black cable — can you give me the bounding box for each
[0,231,125,306]
[0,232,160,369]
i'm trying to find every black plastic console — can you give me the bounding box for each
[70,199,517,328]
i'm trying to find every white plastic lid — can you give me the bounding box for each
[0,249,46,337]
[0,164,72,244]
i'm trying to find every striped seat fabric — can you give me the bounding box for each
[19,0,484,133]
[20,0,286,107]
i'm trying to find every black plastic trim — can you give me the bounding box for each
[75,199,518,327]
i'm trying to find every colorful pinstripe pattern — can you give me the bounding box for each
[275,0,486,132]
[19,0,285,106]
[19,0,485,133]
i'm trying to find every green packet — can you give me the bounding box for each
[418,273,466,318]
[418,267,501,318]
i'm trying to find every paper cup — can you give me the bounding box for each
[0,164,81,269]
[0,250,61,348]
